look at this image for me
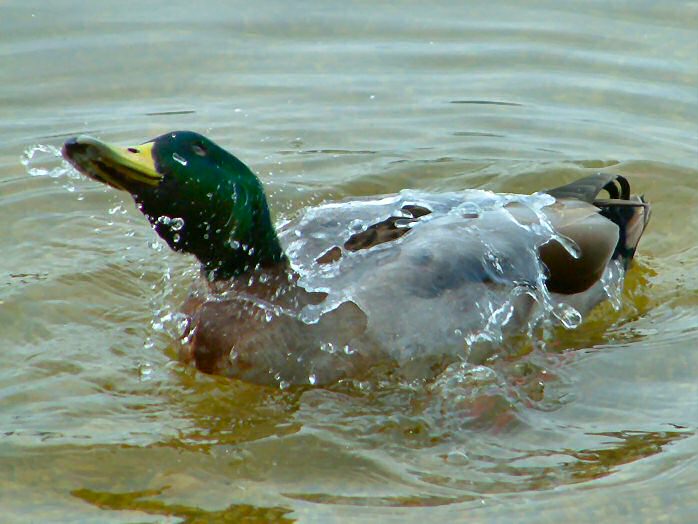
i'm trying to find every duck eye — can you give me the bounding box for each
[192,143,207,156]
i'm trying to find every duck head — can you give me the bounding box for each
[62,131,287,279]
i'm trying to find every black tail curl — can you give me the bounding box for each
[546,173,651,268]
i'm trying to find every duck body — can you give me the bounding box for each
[62,131,650,386]
[181,184,646,385]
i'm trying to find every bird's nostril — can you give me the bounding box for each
[127,147,139,153]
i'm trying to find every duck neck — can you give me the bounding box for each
[203,200,288,281]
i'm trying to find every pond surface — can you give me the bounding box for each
[1,1,697,522]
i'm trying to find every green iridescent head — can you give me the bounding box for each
[62,130,286,279]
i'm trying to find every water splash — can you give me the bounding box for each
[155,215,185,236]
[22,144,80,180]
[277,188,623,368]
[601,259,625,311]
[552,303,583,329]
[172,152,188,166]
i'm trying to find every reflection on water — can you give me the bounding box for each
[283,429,689,507]
[2,0,698,522]
[73,488,295,524]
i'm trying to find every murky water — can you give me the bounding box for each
[2,1,697,522]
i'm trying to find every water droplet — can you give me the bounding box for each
[446,450,469,465]
[320,342,335,354]
[349,218,364,231]
[553,303,582,329]
[148,240,164,251]
[22,144,77,179]
[556,234,581,259]
[170,217,185,231]
[601,260,624,310]
[138,361,154,380]
[172,152,188,166]
[308,374,317,385]
[485,250,504,276]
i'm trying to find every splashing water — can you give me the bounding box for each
[22,144,87,195]
[600,259,625,311]
[156,215,185,231]
[172,152,188,166]
[277,189,626,369]
[22,144,72,178]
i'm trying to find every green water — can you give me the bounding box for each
[1,1,697,522]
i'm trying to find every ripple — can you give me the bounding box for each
[450,100,523,107]
[2,0,697,521]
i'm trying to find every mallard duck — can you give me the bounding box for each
[62,131,650,386]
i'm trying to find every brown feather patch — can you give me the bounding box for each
[315,204,434,265]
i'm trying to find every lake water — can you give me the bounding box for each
[2,1,697,522]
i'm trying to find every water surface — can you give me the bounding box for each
[2,1,698,522]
